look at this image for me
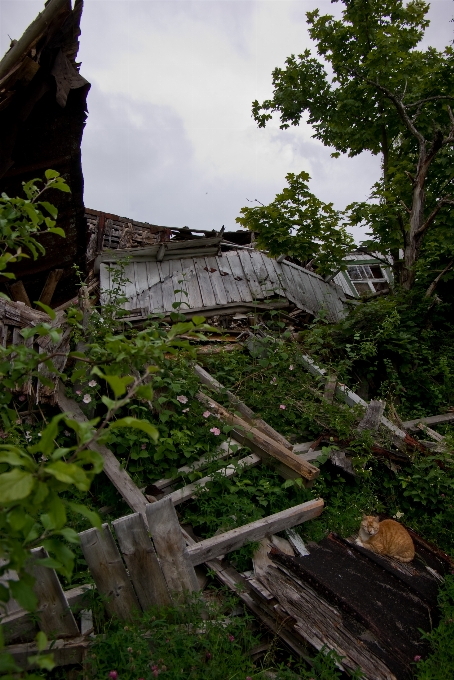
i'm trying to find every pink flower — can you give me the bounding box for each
[279,404,286,410]
[153,671,159,678]
[441,494,445,497]
[205,651,212,660]
[210,427,221,436]
[151,665,158,671]
[141,444,147,449]
[88,380,97,387]
[270,376,277,384]
[289,365,294,371]
[109,672,118,679]
[228,634,235,642]
[19,395,26,401]
[83,394,92,404]
[203,411,211,418]
[76,390,82,396]
[177,395,188,404]
[414,655,421,662]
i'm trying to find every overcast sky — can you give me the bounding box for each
[0,0,452,238]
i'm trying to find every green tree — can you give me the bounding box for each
[250,0,454,289]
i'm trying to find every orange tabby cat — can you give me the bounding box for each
[356,515,415,562]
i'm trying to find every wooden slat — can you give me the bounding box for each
[180,258,203,310]
[56,383,149,520]
[215,255,242,303]
[145,260,164,313]
[158,259,175,312]
[6,636,89,670]
[417,423,445,443]
[29,548,79,637]
[323,374,337,403]
[204,256,228,306]
[79,524,140,621]
[123,262,137,310]
[168,453,260,505]
[237,249,264,299]
[249,250,272,298]
[260,254,286,297]
[194,363,292,449]
[146,498,200,597]
[193,256,216,307]
[9,281,31,307]
[197,392,319,481]
[38,269,64,306]
[112,513,172,609]
[2,584,93,645]
[224,251,253,302]
[403,412,454,431]
[187,499,324,565]
[134,261,149,296]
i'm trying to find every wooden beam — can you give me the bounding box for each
[194,364,292,449]
[9,281,31,307]
[323,374,337,404]
[187,499,324,566]
[112,513,172,609]
[79,524,140,622]
[196,392,319,481]
[56,383,149,521]
[146,497,200,598]
[403,412,454,431]
[38,269,64,306]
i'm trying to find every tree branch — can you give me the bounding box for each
[425,259,454,298]
[415,196,454,237]
[407,96,454,108]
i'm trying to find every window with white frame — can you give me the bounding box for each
[346,264,389,296]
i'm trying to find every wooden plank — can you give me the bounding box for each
[9,281,31,307]
[215,254,242,303]
[145,260,164,313]
[6,636,89,671]
[168,453,261,505]
[157,259,175,313]
[123,261,138,310]
[194,363,292,449]
[112,513,172,609]
[2,584,93,645]
[403,412,454,431]
[357,400,385,433]
[204,256,229,306]
[28,548,79,638]
[260,254,286,298]
[56,383,149,520]
[79,524,140,621]
[197,392,319,481]
[224,251,253,302]
[323,374,337,403]
[417,423,445,443]
[38,269,64,306]
[187,499,324,565]
[153,438,242,491]
[237,249,264,299]
[193,256,217,307]
[180,258,203,310]
[146,497,200,597]
[249,250,272,298]
[134,262,149,297]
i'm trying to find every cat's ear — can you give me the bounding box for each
[362,514,367,520]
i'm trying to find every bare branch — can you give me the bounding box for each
[404,170,415,185]
[425,259,454,298]
[416,196,454,237]
[400,200,411,214]
[407,96,454,108]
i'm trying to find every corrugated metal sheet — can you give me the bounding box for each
[100,249,346,321]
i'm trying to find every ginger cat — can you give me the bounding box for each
[356,515,415,563]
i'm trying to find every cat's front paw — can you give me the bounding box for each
[355,538,363,546]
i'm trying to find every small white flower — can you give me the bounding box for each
[88,380,97,388]
[177,395,188,404]
[25,431,32,441]
[83,394,92,404]
[182,408,189,413]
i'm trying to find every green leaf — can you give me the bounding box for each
[34,301,56,319]
[65,501,102,530]
[192,315,206,325]
[0,469,35,502]
[36,631,48,652]
[45,461,89,490]
[47,227,65,238]
[44,169,60,180]
[10,578,38,611]
[29,414,65,457]
[108,417,159,442]
[39,201,58,219]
